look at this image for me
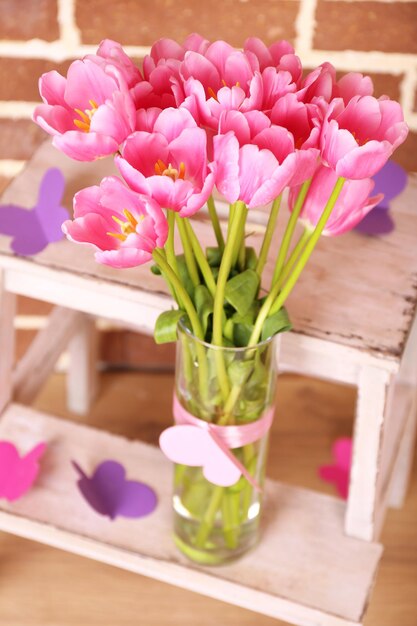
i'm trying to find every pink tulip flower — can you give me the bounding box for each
[261,68,297,111]
[134,34,211,110]
[62,176,168,268]
[178,39,264,127]
[289,165,384,236]
[116,107,215,217]
[213,124,299,208]
[321,95,409,179]
[34,58,136,160]
[218,108,319,188]
[244,37,294,69]
[244,37,302,85]
[334,72,374,104]
[298,62,337,103]
[270,94,322,183]
[85,39,143,89]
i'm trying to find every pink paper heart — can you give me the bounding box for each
[160,425,241,487]
[318,437,352,499]
[0,441,47,501]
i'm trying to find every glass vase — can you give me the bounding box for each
[172,319,278,565]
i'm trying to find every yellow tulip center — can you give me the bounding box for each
[107,209,142,242]
[74,100,99,132]
[207,80,240,102]
[154,159,186,181]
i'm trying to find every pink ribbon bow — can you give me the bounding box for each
[159,395,274,490]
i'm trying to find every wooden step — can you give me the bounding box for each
[0,403,382,626]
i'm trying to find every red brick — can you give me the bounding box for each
[76,0,300,47]
[0,119,46,160]
[314,1,417,54]
[392,130,417,172]
[367,73,402,102]
[0,58,73,101]
[0,0,59,42]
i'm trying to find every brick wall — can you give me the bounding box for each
[1,0,416,367]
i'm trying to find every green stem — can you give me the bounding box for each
[176,214,200,288]
[212,202,246,399]
[153,249,209,403]
[207,195,224,252]
[152,249,203,340]
[228,202,236,237]
[165,210,183,308]
[184,218,217,298]
[238,236,246,272]
[195,485,224,548]
[278,229,311,287]
[271,179,312,286]
[231,204,248,269]
[256,195,282,278]
[249,177,346,345]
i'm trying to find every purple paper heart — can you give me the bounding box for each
[355,160,408,236]
[0,167,69,256]
[372,160,408,207]
[72,460,157,520]
[354,206,395,236]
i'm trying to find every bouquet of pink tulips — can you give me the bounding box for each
[34,34,408,562]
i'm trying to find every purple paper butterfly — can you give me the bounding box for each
[72,460,158,520]
[355,160,408,236]
[0,167,69,255]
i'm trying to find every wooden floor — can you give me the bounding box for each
[1,369,416,626]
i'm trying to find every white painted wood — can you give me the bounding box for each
[372,381,413,537]
[388,313,417,508]
[0,269,16,413]
[67,314,99,415]
[2,259,169,336]
[345,366,391,541]
[0,403,382,626]
[0,256,400,382]
[12,306,83,404]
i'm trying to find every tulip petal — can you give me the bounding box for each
[213,132,240,203]
[53,131,119,161]
[335,140,393,179]
[96,247,153,268]
[153,107,196,142]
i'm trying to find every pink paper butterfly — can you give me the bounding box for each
[160,425,242,487]
[0,441,47,501]
[318,437,352,500]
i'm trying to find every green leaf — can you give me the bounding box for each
[176,254,194,298]
[225,269,260,317]
[245,247,258,271]
[233,323,253,347]
[261,307,292,341]
[228,359,254,386]
[154,309,186,344]
[232,302,259,325]
[194,285,213,335]
[223,317,234,342]
[206,247,222,267]
[150,264,162,275]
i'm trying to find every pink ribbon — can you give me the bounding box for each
[173,394,274,491]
